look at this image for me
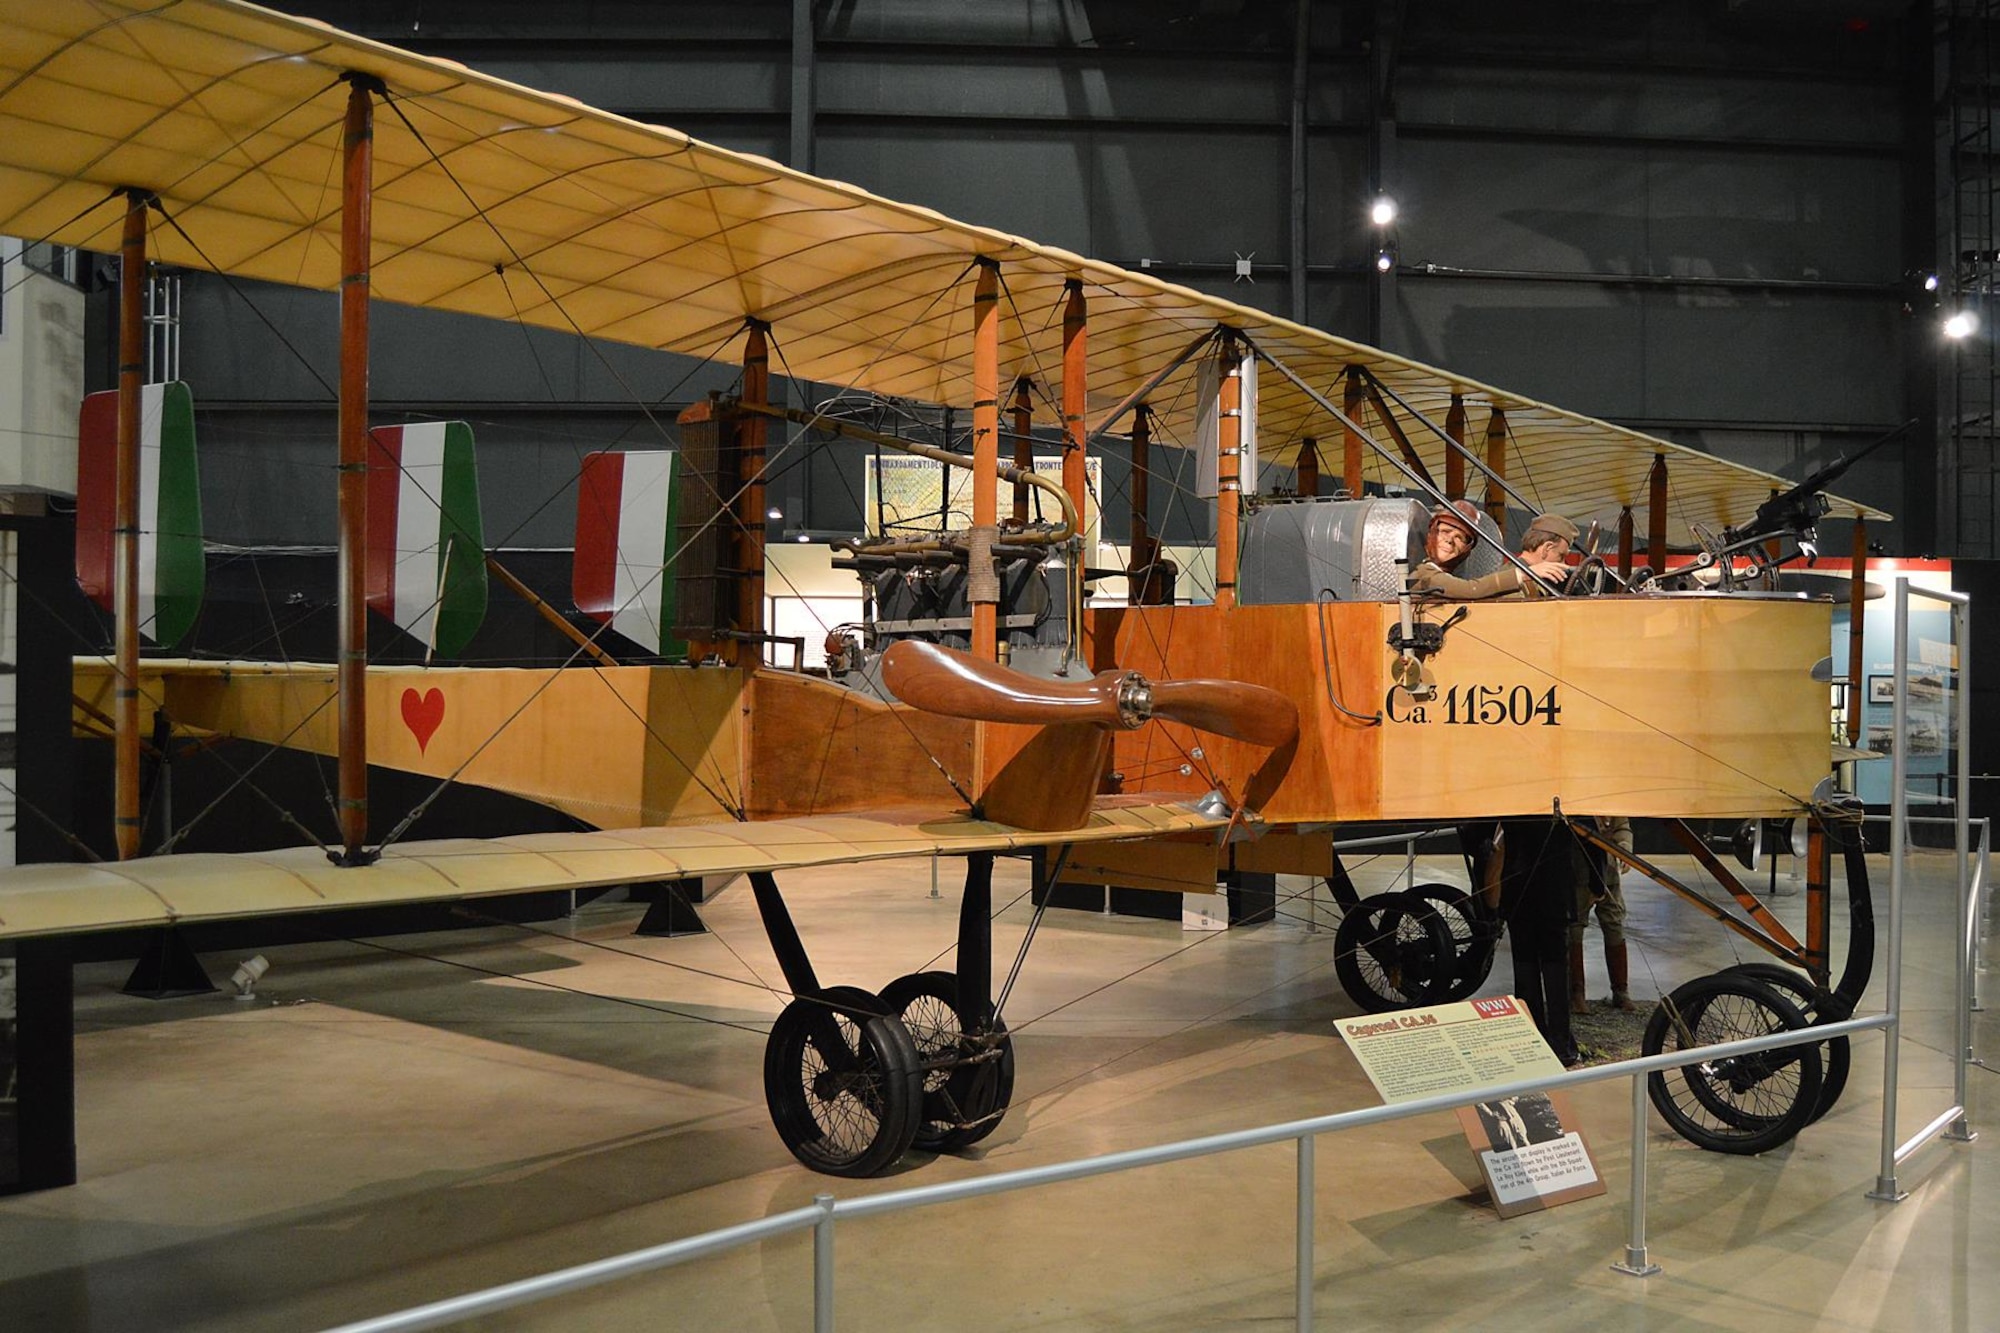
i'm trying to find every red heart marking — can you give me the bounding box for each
[401,687,445,753]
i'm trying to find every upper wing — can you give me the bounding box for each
[0,0,1885,541]
[0,798,1223,940]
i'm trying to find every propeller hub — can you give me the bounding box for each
[1114,673,1153,729]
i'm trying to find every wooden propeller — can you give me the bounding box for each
[880,640,1298,830]
[879,641,1298,751]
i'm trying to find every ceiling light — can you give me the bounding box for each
[1945,310,1980,339]
[1369,196,1398,227]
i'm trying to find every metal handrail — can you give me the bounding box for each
[321,1012,1894,1333]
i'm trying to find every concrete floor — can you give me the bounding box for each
[0,840,1991,1332]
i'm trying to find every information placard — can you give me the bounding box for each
[1335,996,1602,1219]
[1335,995,1565,1104]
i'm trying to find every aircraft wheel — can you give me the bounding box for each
[764,984,923,1177]
[878,970,1016,1152]
[1334,892,1452,1012]
[1642,971,1822,1155]
[1410,883,1495,1001]
[1719,962,1852,1123]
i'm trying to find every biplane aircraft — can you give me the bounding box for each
[0,0,1890,1178]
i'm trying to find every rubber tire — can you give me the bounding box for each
[764,983,923,1177]
[1410,883,1496,1001]
[1334,892,1453,1012]
[878,969,1016,1152]
[1719,962,1852,1123]
[1642,971,1823,1155]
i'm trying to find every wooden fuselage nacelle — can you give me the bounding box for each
[74,599,1830,832]
[1090,594,1833,823]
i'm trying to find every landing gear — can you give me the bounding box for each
[764,985,923,1177]
[1641,970,1823,1155]
[1409,882,1497,1002]
[880,970,1016,1151]
[747,855,1020,1176]
[1575,808,1874,1150]
[1718,962,1852,1124]
[1334,891,1453,1011]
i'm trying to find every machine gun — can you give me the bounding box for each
[1646,419,1909,591]
[1722,418,1913,554]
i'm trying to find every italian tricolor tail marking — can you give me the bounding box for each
[366,421,488,660]
[573,450,685,658]
[75,381,204,649]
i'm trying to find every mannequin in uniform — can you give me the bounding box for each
[1571,815,1636,1013]
[1410,501,1573,599]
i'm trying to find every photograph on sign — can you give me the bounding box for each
[1454,1091,1603,1219]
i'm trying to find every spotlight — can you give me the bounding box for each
[766,506,784,520]
[796,533,811,543]
[229,954,270,999]
[1924,273,1940,293]
[1945,310,1980,339]
[1369,196,1398,227]
[1374,249,1395,274]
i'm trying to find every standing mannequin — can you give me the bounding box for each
[1493,817,1580,1066]
[1571,815,1636,1013]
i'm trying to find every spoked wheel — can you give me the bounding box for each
[1720,962,1852,1123]
[764,983,923,1177]
[1334,892,1453,1012]
[1642,971,1823,1155]
[878,970,1016,1152]
[1409,883,1496,1002]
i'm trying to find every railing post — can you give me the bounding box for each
[1611,1072,1661,1276]
[1948,607,1977,1142]
[1296,1134,1315,1331]
[1871,579,1910,1203]
[814,1193,835,1332]
[1975,820,1990,1015]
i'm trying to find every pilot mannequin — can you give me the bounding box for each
[1410,502,1573,600]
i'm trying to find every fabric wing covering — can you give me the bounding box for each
[0,0,1887,544]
